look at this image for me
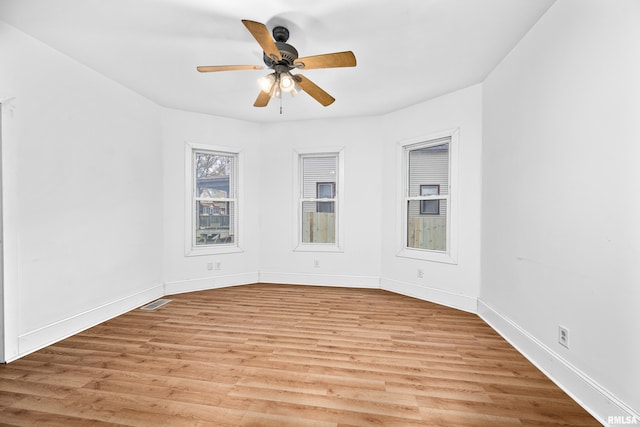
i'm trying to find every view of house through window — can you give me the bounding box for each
[406,140,450,251]
[301,155,337,244]
[316,182,335,213]
[193,150,237,247]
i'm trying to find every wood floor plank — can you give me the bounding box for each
[228,385,423,420]
[0,406,123,427]
[0,378,76,400]
[0,284,600,426]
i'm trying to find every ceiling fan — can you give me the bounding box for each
[197,20,356,108]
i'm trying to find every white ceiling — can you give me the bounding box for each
[0,0,555,122]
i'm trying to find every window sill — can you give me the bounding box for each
[186,245,244,257]
[396,248,457,265]
[294,244,343,253]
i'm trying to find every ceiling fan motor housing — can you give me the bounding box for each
[264,42,298,67]
[263,26,298,68]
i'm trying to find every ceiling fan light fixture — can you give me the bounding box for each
[258,73,275,93]
[289,83,301,97]
[279,73,295,92]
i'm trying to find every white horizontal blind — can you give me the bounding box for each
[302,155,336,193]
[407,140,449,218]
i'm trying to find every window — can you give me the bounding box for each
[294,149,344,251]
[420,185,440,215]
[398,130,458,263]
[185,143,242,255]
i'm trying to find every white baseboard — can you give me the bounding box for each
[380,277,477,313]
[14,284,165,362]
[164,272,260,295]
[258,271,380,288]
[478,299,639,427]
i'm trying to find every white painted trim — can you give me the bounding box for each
[13,284,164,362]
[395,248,458,265]
[395,128,459,265]
[292,147,345,252]
[184,142,244,257]
[259,272,379,288]
[292,246,345,253]
[478,299,639,426]
[380,277,477,314]
[0,100,4,362]
[1,97,19,362]
[186,246,245,256]
[164,272,259,295]
[0,97,16,116]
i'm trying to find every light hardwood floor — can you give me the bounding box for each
[0,284,600,426]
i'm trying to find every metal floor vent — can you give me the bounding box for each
[140,299,172,311]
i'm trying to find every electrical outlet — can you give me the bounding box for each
[558,325,569,348]
[215,261,222,271]
[206,262,213,271]
[417,269,424,278]
[313,259,320,268]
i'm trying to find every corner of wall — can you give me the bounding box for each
[165,272,260,296]
[12,284,164,362]
[381,277,477,314]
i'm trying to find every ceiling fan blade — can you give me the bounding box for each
[294,51,356,70]
[294,75,335,106]
[254,90,271,107]
[241,20,282,62]
[197,65,263,73]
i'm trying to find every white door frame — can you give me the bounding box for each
[0,101,5,362]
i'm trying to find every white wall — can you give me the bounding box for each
[258,116,384,287]
[161,108,262,294]
[380,85,483,313]
[481,0,640,421]
[0,21,164,360]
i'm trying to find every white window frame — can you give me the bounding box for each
[293,148,344,252]
[397,129,459,264]
[185,142,244,256]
